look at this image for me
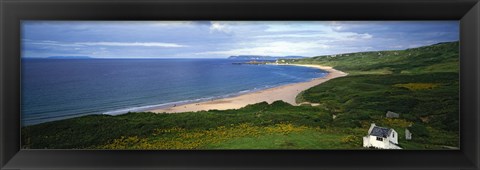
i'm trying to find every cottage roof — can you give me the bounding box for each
[369,126,393,138]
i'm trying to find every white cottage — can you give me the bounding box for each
[363,123,402,149]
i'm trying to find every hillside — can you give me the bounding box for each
[293,42,459,149]
[22,42,459,150]
[290,42,459,131]
[283,42,459,75]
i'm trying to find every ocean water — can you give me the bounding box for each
[21,59,327,126]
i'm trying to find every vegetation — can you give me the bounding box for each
[285,41,459,148]
[284,41,459,75]
[22,42,459,150]
[298,73,458,131]
[22,102,349,149]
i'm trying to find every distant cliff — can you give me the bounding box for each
[228,55,305,60]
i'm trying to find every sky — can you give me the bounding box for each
[21,21,459,59]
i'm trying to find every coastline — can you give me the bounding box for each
[149,64,348,113]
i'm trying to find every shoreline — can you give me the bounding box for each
[149,64,348,113]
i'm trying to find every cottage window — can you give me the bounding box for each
[376,137,383,141]
[393,133,395,138]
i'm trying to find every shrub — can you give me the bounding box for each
[409,123,429,137]
[341,135,360,146]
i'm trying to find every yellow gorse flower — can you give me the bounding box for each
[100,123,309,149]
[393,83,440,91]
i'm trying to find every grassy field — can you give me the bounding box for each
[285,42,459,75]
[22,42,459,150]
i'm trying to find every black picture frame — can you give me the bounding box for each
[1,0,479,169]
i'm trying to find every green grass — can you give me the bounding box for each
[22,102,334,149]
[22,41,460,150]
[282,41,459,74]
[300,73,459,131]
[205,129,356,149]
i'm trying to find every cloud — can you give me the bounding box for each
[255,33,321,38]
[27,40,84,47]
[25,40,187,48]
[209,22,231,33]
[332,26,343,31]
[195,41,330,56]
[75,42,186,47]
[350,33,373,39]
[254,32,373,40]
[22,21,459,58]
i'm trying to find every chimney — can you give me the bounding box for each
[368,123,376,134]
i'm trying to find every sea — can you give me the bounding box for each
[21,58,327,126]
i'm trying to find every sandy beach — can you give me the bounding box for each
[149,64,348,113]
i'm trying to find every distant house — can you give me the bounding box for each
[363,123,402,149]
[405,128,412,140]
[386,111,400,118]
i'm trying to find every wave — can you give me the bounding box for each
[102,84,283,116]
